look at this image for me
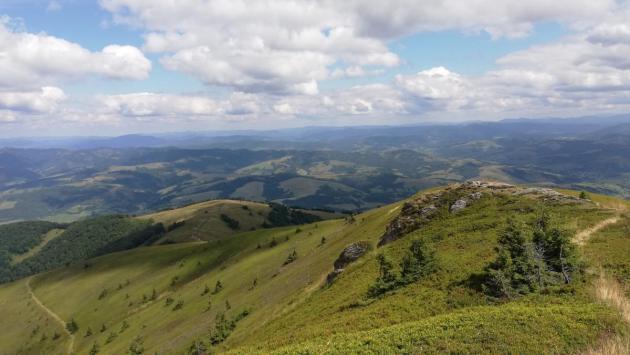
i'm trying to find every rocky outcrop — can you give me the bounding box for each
[378,202,438,246]
[450,199,468,213]
[378,180,584,247]
[327,241,372,284]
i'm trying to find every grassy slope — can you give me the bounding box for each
[584,214,630,294]
[0,280,69,355]
[230,192,621,354]
[139,199,338,244]
[140,200,273,243]
[0,187,628,354]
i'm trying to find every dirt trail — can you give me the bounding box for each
[574,216,620,246]
[26,277,74,354]
[575,211,630,355]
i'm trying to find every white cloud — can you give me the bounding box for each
[96,0,617,100]
[101,92,222,117]
[0,87,66,113]
[0,17,151,90]
[99,0,401,94]
[337,0,615,39]
[8,1,630,132]
[160,46,331,95]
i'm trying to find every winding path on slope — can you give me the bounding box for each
[26,277,74,354]
[574,208,630,353]
[574,216,621,247]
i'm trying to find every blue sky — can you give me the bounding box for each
[0,0,628,136]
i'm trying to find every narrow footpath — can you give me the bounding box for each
[26,277,74,354]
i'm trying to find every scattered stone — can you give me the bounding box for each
[469,192,483,200]
[450,199,468,213]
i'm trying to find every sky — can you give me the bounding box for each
[1,0,630,136]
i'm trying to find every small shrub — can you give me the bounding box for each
[188,340,208,355]
[128,336,144,355]
[120,320,129,333]
[209,309,250,345]
[213,280,223,294]
[89,342,100,355]
[105,332,117,344]
[173,300,184,311]
[171,276,179,286]
[283,250,298,265]
[220,214,240,230]
[66,319,79,334]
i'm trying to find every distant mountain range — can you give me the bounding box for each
[0,115,629,223]
[2,114,630,150]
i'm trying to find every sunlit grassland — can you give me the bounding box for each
[1,187,628,354]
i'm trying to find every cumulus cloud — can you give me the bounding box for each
[99,91,271,119]
[160,46,330,95]
[340,0,615,39]
[8,1,630,131]
[0,16,151,90]
[99,0,402,94]
[0,87,66,113]
[101,92,222,117]
[97,0,615,96]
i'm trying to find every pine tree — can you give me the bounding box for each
[533,219,579,284]
[399,239,436,284]
[367,254,397,297]
[484,218,538,298]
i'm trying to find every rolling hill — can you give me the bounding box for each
[0,199,332,284]
[0,182,628,354]
[2,119,630,224]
